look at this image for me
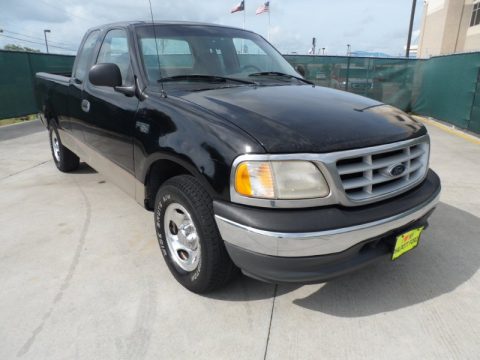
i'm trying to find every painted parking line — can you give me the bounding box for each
[413,116,480,146]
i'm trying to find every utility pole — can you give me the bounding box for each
[43,29,51,53]
[405,0,417,58]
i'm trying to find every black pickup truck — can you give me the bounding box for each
[35,21,441,293]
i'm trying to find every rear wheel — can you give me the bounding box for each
[154,175,237,293]
[49,122,79,172]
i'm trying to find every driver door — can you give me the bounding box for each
[81,28,139,192]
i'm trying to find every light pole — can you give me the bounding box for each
[43,29,51,53]
[405,0,417,58]
[322,47,325,55]
[347,44,351,56]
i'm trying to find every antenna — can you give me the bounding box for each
[148,0,166,97]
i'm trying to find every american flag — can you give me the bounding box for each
[231,0,245,13]
[256,1,269,15]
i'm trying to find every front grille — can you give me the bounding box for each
[335,140,429,202]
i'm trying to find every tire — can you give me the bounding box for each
[154,175,238,293]
[49,122,79,172]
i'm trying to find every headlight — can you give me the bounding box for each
[234,161,330,199]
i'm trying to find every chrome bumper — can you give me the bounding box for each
[214,193,440,257]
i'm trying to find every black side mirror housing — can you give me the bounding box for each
[89,63,122,87]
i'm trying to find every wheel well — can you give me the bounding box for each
[145,160,192,210]
[45,114,57,129]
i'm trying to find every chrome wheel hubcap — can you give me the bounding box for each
[51,131,60,162]
[164,203,201,272]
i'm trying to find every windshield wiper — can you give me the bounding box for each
[248,71,314,85]
[158,74,257,85]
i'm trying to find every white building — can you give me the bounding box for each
[418,0,480,57]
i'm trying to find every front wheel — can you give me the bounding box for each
[49,122,79,172]
[154,175,237,293]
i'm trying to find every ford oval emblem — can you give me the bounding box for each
[388,164,406,177]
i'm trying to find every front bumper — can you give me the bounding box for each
[214,170,441,283]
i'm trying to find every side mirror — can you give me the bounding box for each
[89,63,122,87]
[295,64,306,77]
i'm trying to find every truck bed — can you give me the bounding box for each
[35,72,72,127]
[36,72,71,85]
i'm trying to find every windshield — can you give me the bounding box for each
[135,24,299,85]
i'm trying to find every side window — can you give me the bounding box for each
[73,30,99,83]
[96,29,133,86]
[233,38,270,71]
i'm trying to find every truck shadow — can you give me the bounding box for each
[206,275,299,301]
[73,162,97,174]
[208,202,479,312]
[292,202,480,316]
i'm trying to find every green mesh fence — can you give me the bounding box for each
[0,50,74,119]
[284,55,422,111]
[284,54,480,134]
[412,52,480,133]
[0,50,479,134]
[470,75,480,133]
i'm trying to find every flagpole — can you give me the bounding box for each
[243,1,245,54]
[268,10,270,41]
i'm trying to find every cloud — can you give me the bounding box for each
[1,0,70,23]
[0,0,426,56]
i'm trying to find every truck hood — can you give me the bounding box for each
[179,85,426,153]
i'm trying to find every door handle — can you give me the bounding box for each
[81,99,90,113]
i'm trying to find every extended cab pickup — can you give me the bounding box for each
[35,22,441,293]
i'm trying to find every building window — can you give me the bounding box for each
[471,3,480,27]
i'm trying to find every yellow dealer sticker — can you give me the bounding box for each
[392,227,424,260]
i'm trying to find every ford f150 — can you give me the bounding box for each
[35,21,441,293]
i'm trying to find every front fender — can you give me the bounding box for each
[133,94,264,201]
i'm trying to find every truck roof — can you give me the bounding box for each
[88,20,245,32]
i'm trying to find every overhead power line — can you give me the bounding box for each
[0,34,77,52]
[2,29,76,47]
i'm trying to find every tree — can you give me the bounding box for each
[3,44,40,53]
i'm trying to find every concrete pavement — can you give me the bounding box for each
[0,122,479,359]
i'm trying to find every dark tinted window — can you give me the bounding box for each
[73,30,99,82]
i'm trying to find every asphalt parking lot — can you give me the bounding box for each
[1,119,479,359]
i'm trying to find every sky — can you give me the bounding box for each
[0,0,424,56]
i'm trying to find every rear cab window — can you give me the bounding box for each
[139,38,194,80]
[233,38,273,71]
